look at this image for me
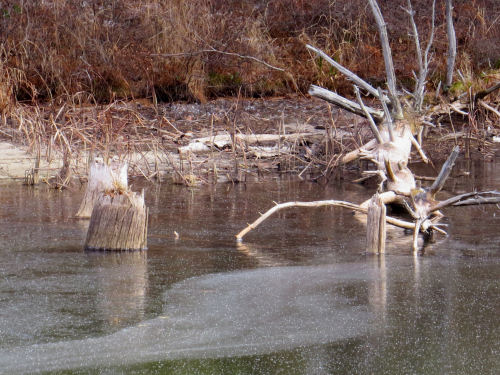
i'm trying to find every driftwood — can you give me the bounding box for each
[178,132,328,155]
[236,145,500,252]
[366,194,386,253]
[235,0,498,253]
[84,190,148,251]
[308,85,384,122]
[76,159,128,218]
[235,198,435,242]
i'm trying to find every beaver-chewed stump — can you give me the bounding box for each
[76,159,128,218]
[84,190,148,251]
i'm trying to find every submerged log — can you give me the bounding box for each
[366,194,386,253]
[84,190,148,251]
[76,159,128,218]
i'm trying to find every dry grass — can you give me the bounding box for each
[0,0,497,107]
[0,1,498,186]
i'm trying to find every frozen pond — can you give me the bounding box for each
[0,157,499,374]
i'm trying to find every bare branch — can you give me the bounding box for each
[432,191,500,211]
[151,48,285,72]
[446,0,457,88]
[378,87,395,142]
[308,85,384,121]
[404,0,436,111]
[306,44,389,102]
[409,133,429,163]
[235,199,417,241]
[429,145,459,196]
[474,82,500,102]
[354,86,383,143]
[368,0,403,119]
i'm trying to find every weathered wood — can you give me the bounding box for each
[309,85,384,121]
[306,44,388,103]
[368,0,403,119]
[445,0,457,88]
[404,0,436,111]
[235,197,420,241]
[385,160,416,196]
[354,86,383,144]
[429,145,459,196]
[366,194,386,253]
[178,132,328,155]
[84,190,148,251]
[76,159,128,218]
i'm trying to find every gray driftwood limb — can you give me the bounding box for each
[308,85,384,122]
[84,191,148,251]
[354,86,383,143]
[306,44,388,103]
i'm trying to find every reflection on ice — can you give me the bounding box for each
[0,264,375,374]
[88,251,148,326]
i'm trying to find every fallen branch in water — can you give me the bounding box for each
[235,199,427,241]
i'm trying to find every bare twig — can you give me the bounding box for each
[354,86,383,143]
[151,48,284,72]
[478,100,500,119]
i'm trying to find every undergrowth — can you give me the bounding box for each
[0,0,498,107]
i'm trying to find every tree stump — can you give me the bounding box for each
[84,190,148,251]
[76,159,128,218]
[366,194,386,254]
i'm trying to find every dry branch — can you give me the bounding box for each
[306,44,388,102]
[354,86,383,143]
[404,0,436,111]
[445,0,457,88]
[308,85,384,121]
[429,145,459,196]
[235,198,421,241]
[368,0,403,118]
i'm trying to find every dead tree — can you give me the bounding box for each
[236,0,500,252]
[235,145,500,252]
[306,0,433,178]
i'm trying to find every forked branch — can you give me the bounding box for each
[404,0,436,111]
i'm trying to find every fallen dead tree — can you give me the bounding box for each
[236,145,500,252]
[236,0,500,253]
